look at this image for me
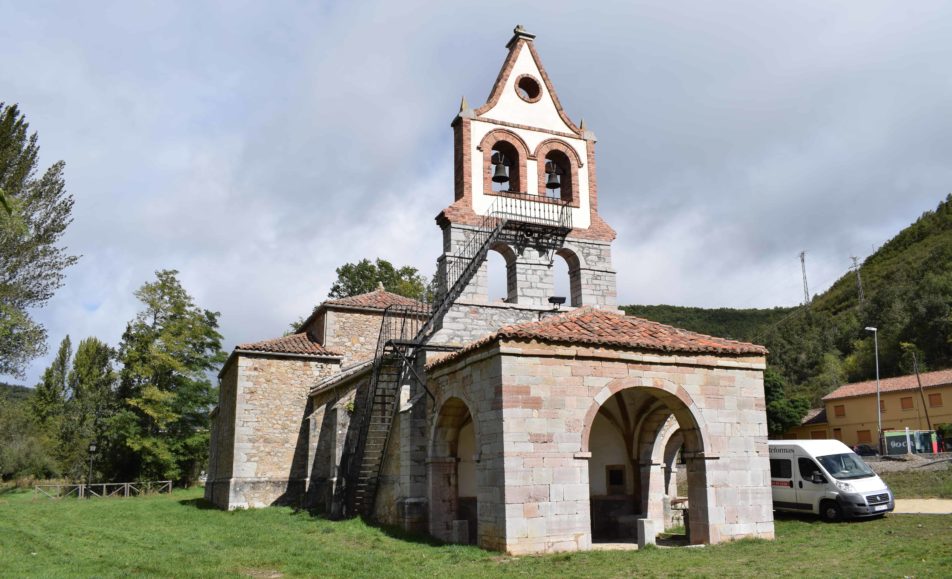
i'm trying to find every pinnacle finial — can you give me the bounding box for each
[507,24,536,48]
[579,118,586,131]
[460,95,469,112]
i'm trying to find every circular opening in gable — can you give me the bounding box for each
[515,75,542,103]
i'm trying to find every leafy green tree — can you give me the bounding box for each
[113,270,225,484]
[0,103,78,378]
[0,394,57,480]
[764,368,810,436]
[328,258,426,300]
[57,337,116,479]
[31,335,72,427]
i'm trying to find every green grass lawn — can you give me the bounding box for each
[880,463,952,499]
[1,487,950,578]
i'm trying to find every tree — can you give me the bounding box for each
[328,258,426,300]
[764,368,810,436]
[0,103,78,378]
[113,270,225,484]
[31,335,72,427]
[58,337,116,479]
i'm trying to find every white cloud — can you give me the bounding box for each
[5,1,952,385]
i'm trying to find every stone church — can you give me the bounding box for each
[206,26,775,554]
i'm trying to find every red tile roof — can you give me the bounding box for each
[799,407,828,426]
[237,333,341,357]
[429,307,766,368]
[324,288,426,311]
[822,368,952,401]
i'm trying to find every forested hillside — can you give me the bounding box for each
[624,194,952,426]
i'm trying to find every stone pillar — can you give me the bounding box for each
[644,462,666,528]
[428,457,458,542]
[684,454,712,545]
[512,246,553,306]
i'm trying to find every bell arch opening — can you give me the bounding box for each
[554,248,582,307]
[583,386,709,545]
[428,397,478,545]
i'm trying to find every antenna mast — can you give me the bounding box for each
[850,255,865,306]
[799,251,811,305]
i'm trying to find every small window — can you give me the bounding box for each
[928,393,943,407]
[606,465,626,495]
[880,399,886,413]
[901,396,913,410]
[833,428,842,440]
[857,430,872,443]
[810,430,826,440]
[769,459,792,479]
[834,405,845,417]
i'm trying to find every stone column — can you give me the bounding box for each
[428,457,458,542]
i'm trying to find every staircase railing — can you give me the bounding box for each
[342,193,571,517]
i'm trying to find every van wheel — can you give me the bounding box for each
[820,501,843,522]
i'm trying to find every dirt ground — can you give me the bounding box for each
[865,453,952,474]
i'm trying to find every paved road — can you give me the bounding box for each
[893,499,952,514]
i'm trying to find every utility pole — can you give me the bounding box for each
[850,256,865,306]
[799,251,811,305]
[912,352,933,432]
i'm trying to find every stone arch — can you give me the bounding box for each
[580,379,711,458]
[480,129,530,195]
[580,379,714,545]
[554,247,582,307]
[428,396,479,545]
[534,139,581,205]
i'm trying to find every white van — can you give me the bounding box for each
[768,440,894,521]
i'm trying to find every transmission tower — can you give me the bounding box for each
[850,255,865,306]
[799,251,811,305]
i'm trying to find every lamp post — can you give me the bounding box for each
[865,327,882,454]
[87,442,97,497]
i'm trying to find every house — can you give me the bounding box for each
[783,368,952,447]
[205,26,775,553]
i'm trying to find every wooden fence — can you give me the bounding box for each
[34,481,173,500]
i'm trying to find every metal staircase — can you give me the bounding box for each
[341,193,572,518]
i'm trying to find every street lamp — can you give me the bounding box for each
[88,442,97,497]
[865,327,883,454]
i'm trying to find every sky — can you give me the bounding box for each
[3,1,952,387]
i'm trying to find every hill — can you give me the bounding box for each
[624,194,952,407]
[0,383,31,403]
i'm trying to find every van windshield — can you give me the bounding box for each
[817,453,875,480]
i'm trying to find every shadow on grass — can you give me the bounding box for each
[178,498,219,510]
[295,507,449,548]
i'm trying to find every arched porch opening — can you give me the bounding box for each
[584,386,709,545]
[428,397,478,545]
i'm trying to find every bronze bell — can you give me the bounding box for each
[492,161,510,183]
[545,170,561,190]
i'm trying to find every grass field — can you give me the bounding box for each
[2,487,951,578]
[879,463,952,499]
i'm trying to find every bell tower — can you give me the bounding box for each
[432,26,618,345]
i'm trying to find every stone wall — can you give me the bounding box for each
[212,353,339,509]
[426,340,774,554]
[306,379,358,514]
[205,360,239,508]
[323,309,384,365]
[434,224,616,338]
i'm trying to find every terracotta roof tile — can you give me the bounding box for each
[429,307,766,369]
[822,368,952,401]
[800,407,828,426]
[323,288,426,311]
[238,333,341,357]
